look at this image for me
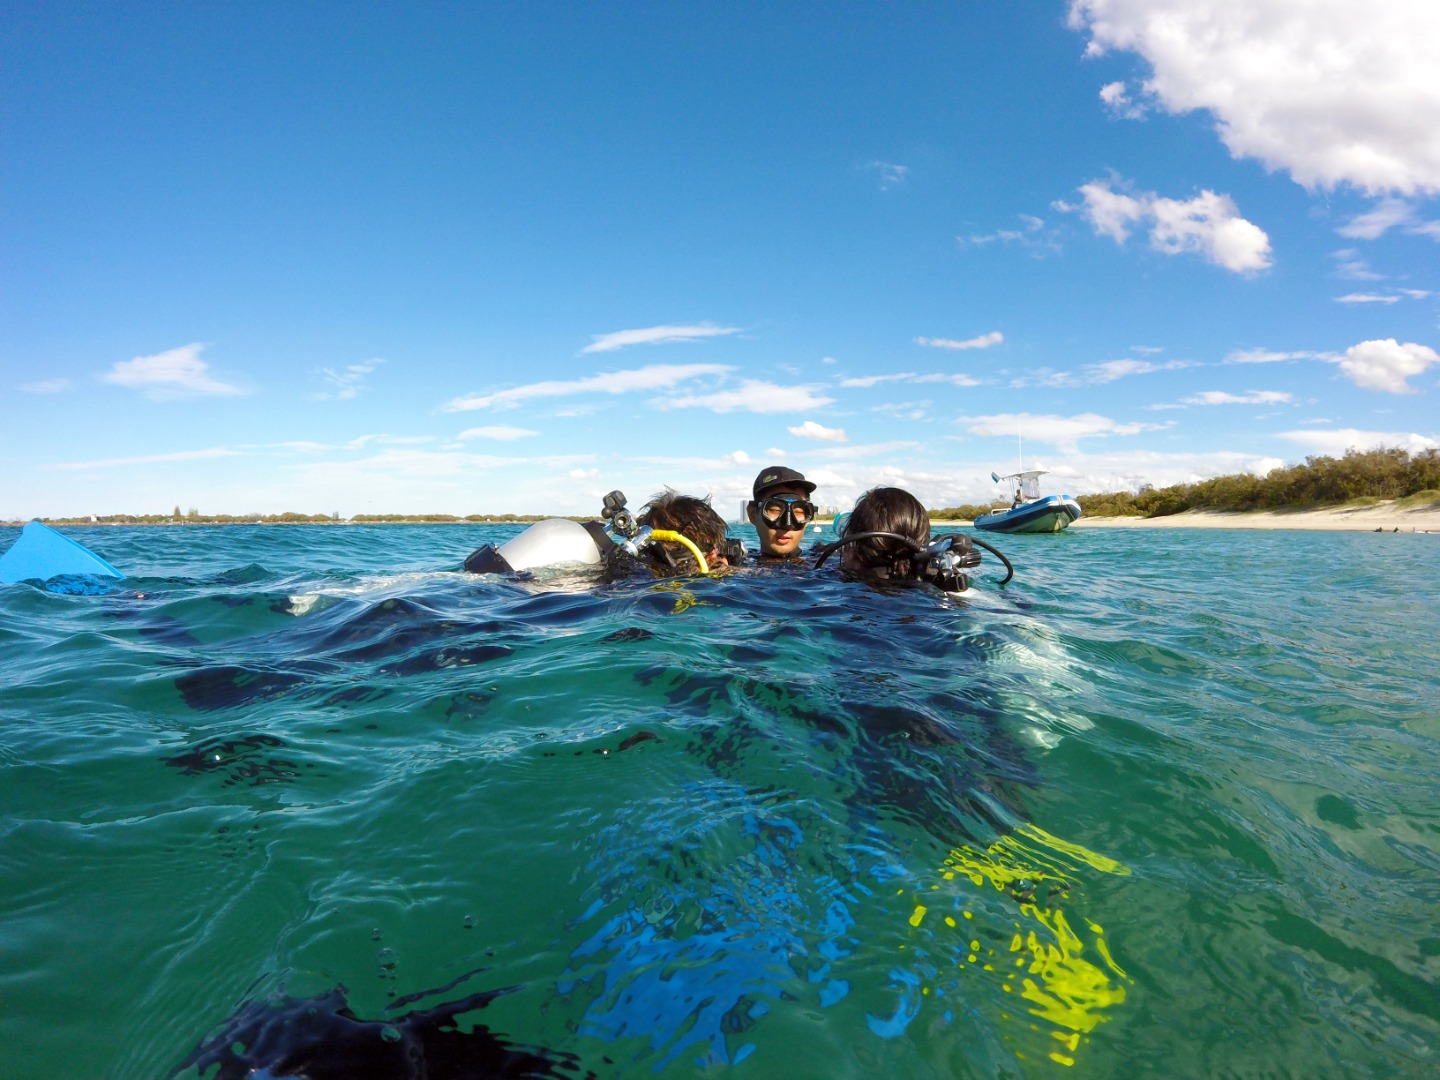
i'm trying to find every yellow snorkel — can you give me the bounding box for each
[647,528,710,575]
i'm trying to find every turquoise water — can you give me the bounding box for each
[2,523,1437,1078]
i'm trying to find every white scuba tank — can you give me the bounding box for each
[463,518,606,574]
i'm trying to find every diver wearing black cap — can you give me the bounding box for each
[745,465,818,562]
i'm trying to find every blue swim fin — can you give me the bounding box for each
[0,520,125,585]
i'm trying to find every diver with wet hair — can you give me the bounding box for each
[814,485,1013,593]
[834,486,930,580]
[632,489,744,575]
[462,489,738,580]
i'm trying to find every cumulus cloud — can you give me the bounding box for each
[444,363,731,411]
[1069,0,1440,195]
[457,425,539,441]
[1100,80,1147,120]
[1060,177,1272,273]
[1277,428,1439,456]
[1335,339,1440,393]
[657,380,834,414]
[1182,390,1293,405]
[580,323,741,354]
[314,358,383,401]
[915,331,1004,350]
[788,420,848,443]
[103,343,245,399]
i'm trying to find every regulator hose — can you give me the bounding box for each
[647,529,710,575]
[814,530,1014,586]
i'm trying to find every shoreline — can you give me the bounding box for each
[12,500,1440,534]
[1069,503,1438,532]
[934,498,1440,533]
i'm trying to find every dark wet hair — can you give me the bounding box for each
[639,489,728,571]
[841,486,930,579]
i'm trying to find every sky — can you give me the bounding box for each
[4,0,1439,521]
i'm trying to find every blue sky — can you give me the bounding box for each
[4,0,1438,520]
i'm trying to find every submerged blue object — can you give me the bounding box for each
[0,520,124,587]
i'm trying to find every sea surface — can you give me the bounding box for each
[2,522,1437,1079]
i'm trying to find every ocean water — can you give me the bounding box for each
[1,522,1437,1079]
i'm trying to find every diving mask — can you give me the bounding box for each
[757,495,815,531]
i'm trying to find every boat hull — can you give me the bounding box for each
[974,495,1082,534]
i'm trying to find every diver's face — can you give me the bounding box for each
[749,487,809,556]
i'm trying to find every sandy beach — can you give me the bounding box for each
[1068,501,1440,533]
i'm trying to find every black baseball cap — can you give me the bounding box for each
[751,466,816,500]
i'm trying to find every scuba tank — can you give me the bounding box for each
[462,491,716,576]
[462,518,609,574]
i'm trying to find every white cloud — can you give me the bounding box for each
[1224,347,1330,365]
[314,358,383,400]
[915,331,1004,350]
[444,363,731,411]
[1336,198,1440,242]
[1069,0,1440,195]
[911,373,983,387]
[457,425,539,441]
[19,377,73,393]
[1335,338,1440,393]
[1062,178,1272,273]
[1277,428,1439,456]
[869,161,909,189]
[960,411,1170,452]
[43,447,238,471]
[1337,198,1418,240]
[1335,293,1400,305]
[1331,249,1384,281]
[580,323,741,354]
[789,420,848,443]
[103,343,245,399]
[1015,357,1192,388]
[960,216,1062,253]
[1182,390,1293,405]
[1100,80,1147,120]
[843,371,983,390]
[1089,359,1186,382]
[840,373,916,388]
[657,379,835,414]
[568,468,599,479]
[723,450,752,465]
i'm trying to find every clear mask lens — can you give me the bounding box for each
[760,496,813,529]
